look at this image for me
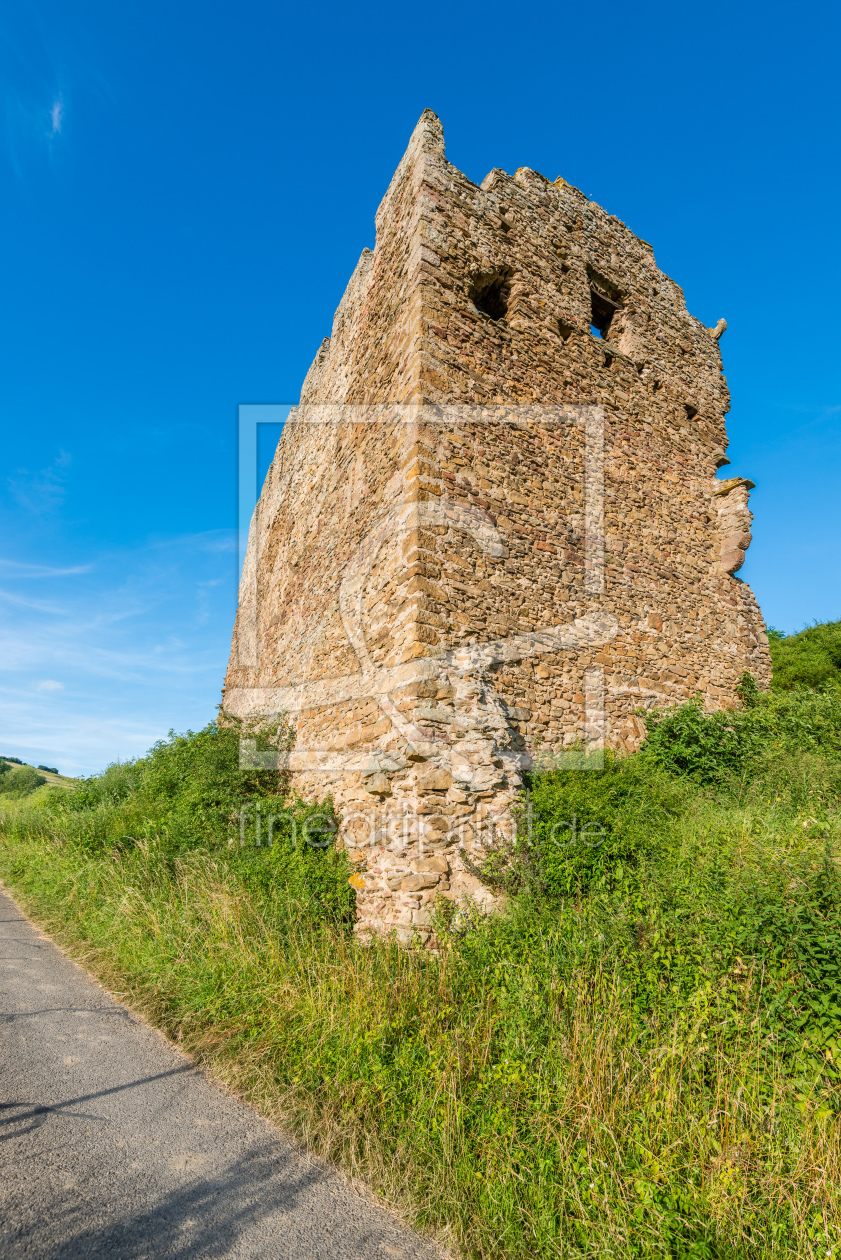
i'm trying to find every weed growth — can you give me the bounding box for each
[2,685,841,1257]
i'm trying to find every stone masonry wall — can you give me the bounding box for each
[223,111,770,941]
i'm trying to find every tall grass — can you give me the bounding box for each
[2,704,841,1257]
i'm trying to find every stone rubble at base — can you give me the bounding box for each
[222,110,770,942]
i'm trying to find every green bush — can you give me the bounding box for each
[638,695,767,786]
[57,760,142,812]
[31,718,354,927]
[638,676,841,791]
[472,753,689,899]
[770,620,841,691]
[131,719,290,842]
[459,675,841,1078]
[0,765,46,798]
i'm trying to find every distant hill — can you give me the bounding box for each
[0,759,77,792]
[769,620,841,690]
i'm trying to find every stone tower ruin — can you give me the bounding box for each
[223,110,770,940]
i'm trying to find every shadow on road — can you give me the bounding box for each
[34,1144,391,1260]
[0,1064,194,1132]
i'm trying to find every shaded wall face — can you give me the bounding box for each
[411,153,731,422]
[373,411,768,758]
[227,411,413,693]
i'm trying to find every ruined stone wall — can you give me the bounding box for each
[223,111,770,941]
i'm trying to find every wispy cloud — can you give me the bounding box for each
[4,86,68,177]
[8,450,72,514]
[0,530,237,775]
[0,588,74,616]
[0,687,165,777]
[0,558,92,578]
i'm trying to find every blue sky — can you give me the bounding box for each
[1,0,839,775]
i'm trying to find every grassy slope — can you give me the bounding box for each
[0,763,77,797]
[2,707,841,1258]
[33,768,77,788]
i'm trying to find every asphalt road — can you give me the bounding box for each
[0,885,443,1260]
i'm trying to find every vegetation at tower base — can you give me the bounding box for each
[2,674,841,1258]
[225,110,771,941]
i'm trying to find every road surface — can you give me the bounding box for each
[0,884,442,1259]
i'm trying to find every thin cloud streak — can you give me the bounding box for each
[0,529,237,773]
[0,688,167,776]
[8,450,72,514]
[0,558,93,578]
[0,587,82,616]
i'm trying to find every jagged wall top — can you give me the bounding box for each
[302,110,729,425]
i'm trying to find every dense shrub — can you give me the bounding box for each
[455,674,841,1083]
[57,760,142,812]
[466,743,841,1068]
[471,754,689,899]
[638,695,766,786]
[770,620,841,691]
[0,765,46,797]
[34,719,354,926]
[638,674,841,790]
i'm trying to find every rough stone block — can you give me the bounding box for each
[420,768,453,790]
[401,873,440,891]
[413,856,449,873]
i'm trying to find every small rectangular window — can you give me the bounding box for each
[590,289,618,337]
[587,268,623,339]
